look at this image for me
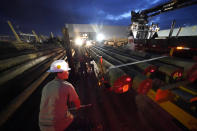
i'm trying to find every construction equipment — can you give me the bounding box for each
[130,0,197,39]
[127,0,197,58]
[7,21,22,43]
[94,46,158,78]
[32,30,40,43]
[97,46,184,83]
[19,32,36,42]
[88,45,197,130]
[89,47,153,94]
[50,32,54,39]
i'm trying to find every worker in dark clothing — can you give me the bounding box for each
[39,60,81,131]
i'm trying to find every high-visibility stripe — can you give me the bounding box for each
[178,86,197,96]
[147,89,197,130]
[170,48,174,56]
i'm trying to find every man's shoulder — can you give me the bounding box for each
[62,81,74,88]
[44,79,65,87]
[43,80,54,87]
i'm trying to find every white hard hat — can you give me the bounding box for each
[47,60,71,72]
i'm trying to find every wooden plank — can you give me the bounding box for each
[147,89,197,130]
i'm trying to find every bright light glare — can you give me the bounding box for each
[176,46,190,50]
[75,38,83,46]
[150,69,155,73]
[126,77,131,82]
[96,34,105,41]
[86,40,92,47]
[176,46,183,50]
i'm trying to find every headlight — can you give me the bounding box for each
[75,38,83,46]
[86,40,92,47]
[96,34,105,42]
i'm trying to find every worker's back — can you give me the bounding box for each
[39,78,78,130]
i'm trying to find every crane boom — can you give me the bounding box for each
[130,0,197,39]
[32,30,40,43]
[7,21,22,43]
[142,0,197,18]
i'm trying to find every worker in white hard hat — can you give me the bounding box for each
[39,60,81,131]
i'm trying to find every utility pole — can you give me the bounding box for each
[169,20,176,38]
[50,32,54,39]
[7,21,22,43]
[168,20,176,56]
[62,27,75,79]
[176,27,182,37]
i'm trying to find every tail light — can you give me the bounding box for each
[137,79,152,94]
[155,89,174,103]
[144,66,157,76]
[126,77,132,82]
[113,75,132,94]
[172,71,182,80]
[150,69,155,73]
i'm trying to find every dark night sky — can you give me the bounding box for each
[0,0,197,36]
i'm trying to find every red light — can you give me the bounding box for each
[113,75,132,94]
[155,89,172,102]
[145,82,150,86]
[173,72,179,79]
[100,56,103,64]
[137,79,152,95]
[118,87,122,91]
[179,72,182,77]
[150,69,155,73]
[117,84,129,93]
[122,84,129,93]
[141,82,151,93]
[173,71,183,80]
[126,77,131,82]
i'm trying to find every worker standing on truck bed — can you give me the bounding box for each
[39,60,81,131]
[128,31,135,51]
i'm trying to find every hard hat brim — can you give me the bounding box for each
[47,68,71,73]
